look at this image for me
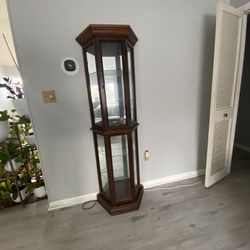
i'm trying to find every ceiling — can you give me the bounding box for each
[0,0,17,66]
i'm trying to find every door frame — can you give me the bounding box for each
[226,3,250,174]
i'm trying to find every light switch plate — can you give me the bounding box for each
[42,90,57,103]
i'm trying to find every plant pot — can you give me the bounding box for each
[12,98,30,119]
[4,158,22,172]
[33,186,46,198]
[11,187,28,203]
[0,120,9,142]
[25,134,36,147]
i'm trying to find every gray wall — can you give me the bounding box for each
[230,0,249,7]
[235,17,250,148]
[8,0,217,203]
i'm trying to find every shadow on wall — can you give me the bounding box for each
[197,14,216,172]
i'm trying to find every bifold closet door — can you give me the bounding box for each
[205,2,244,187]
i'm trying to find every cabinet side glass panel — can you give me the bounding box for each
[97,134,110,198]
[127,48,135,122]
[86,45,103,125]
[132,131,139,190]
[111,135,131,201]
[101,42,126,126]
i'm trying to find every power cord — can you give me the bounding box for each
[144,181,201,192]
[81,181,201,210]
[82,200,97,210]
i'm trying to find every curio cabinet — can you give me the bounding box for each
[76,25,143,215]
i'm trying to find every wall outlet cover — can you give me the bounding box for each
[42,90,57,103]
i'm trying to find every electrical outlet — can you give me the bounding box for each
[144,150,149,161]
[42,90,57,103]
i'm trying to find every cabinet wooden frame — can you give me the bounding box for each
[76,24,143,215]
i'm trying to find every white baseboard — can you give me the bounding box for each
[48,169,205,211]
[48,192,97,211]
[142,169,205,189]
[234,143,250,153]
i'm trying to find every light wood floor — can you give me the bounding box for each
[1,149,250,250]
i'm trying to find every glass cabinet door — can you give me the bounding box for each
[86,45,103,125]
[101,42,127,126]
[110,135,131,201]
[97,135,110,198]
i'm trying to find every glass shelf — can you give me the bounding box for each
[89,69,123,76]
[99,152,128,158]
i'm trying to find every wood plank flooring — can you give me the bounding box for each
[1,149,250,250]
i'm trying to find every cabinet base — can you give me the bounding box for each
[97,185,144,215]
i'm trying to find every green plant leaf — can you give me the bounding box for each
[0,110,10,121]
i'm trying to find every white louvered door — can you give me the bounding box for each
[205,2,244,188]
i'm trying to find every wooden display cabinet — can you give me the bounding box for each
[76,25,143,215]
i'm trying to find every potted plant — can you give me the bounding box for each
[0,110,10,142]
[30,152,42,170]
[0,77,30,118]
[27,169,46,198]
[9,183,27,203]
[0,142,22,172]
[15,144,33,167]
[17,115,36,147]
[0,181,13,208]
[4,158,22,172]
[33,181,46,199]
[9,170,31,203]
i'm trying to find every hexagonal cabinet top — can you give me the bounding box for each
[75,24,138,46]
